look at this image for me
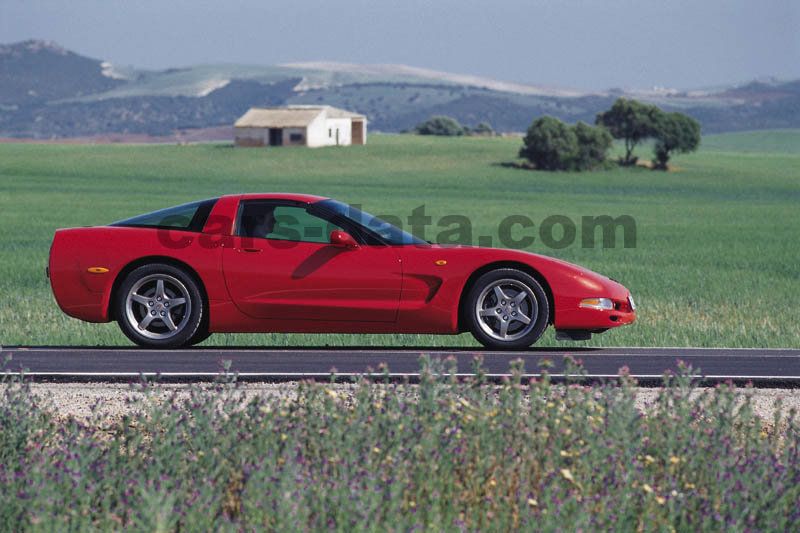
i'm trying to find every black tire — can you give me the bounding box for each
[187,328,212,346]
[463,268,550,349]
[115,263,204,349]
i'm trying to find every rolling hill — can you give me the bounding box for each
[1,40,799,138]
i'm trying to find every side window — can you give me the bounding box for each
[238,201,343,243]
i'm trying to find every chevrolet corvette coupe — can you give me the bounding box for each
[48,193,635,349]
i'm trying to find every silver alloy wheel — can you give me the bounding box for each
[474,278,538,342]
[124,274,192,340]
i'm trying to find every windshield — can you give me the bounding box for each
[311,199,426,245]
[110,198,218,231]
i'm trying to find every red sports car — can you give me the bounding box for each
[48,193,635,349]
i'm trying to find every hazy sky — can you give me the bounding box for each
[2,0,798,90]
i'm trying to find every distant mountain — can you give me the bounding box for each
[1,40,799,138]
[2,79,298,138]
[0,40,123,105]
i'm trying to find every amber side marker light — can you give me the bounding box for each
[579,297,614,310]
[87,267,110,274]
[434,259,447,266]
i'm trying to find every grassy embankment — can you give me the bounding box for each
[1,360,798,530]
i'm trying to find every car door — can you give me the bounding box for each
[222,200,402,322]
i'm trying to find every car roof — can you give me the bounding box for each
[225,193,329,203]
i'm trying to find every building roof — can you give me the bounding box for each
[234,108,323,128]
[289,105,366,120]
[234,105,366,128]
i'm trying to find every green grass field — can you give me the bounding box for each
[1,131,798,348]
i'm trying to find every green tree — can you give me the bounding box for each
[573,121,613,170]
[652,112,701,170]
[596,98,661,165]
[519,116,578,170]
[414,115,465,136]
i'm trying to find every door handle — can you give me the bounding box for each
[239,248,262,253]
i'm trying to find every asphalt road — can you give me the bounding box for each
[2,346,800,385]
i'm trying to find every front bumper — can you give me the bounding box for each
[555,293,636,330]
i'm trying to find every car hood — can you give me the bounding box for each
[427,244,628,296]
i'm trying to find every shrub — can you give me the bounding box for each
[519,117,612,171]
[470,122,495,136]
[573,121,614,170]
[414,115,465,136]
[519,116,578,170]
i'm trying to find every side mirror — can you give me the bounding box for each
[329,230,359,249]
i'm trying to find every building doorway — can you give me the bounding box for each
[351,120,365,145]
[268,128,282,146]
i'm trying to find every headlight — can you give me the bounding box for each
[628,294,636,311]
[579,297,614,310]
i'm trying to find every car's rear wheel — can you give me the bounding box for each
[115,264,204,349]
[464,268,549,349]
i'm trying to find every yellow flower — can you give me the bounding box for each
[644,455,655,465]
[560,469,574,482]
[560,450,572,457]
[527,498,538,507]
[280,433,288,441]
[655,496,666,505]
[669,456,680,465]
[684,482,695,490]
[325,389,338,399]
[488,478,497,487]
[642,484,654,494]
[373,447,381,454]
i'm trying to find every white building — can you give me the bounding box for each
[234,105,367,148]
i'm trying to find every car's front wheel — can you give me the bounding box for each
[115,263,204,348]
[464,268,549,349]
